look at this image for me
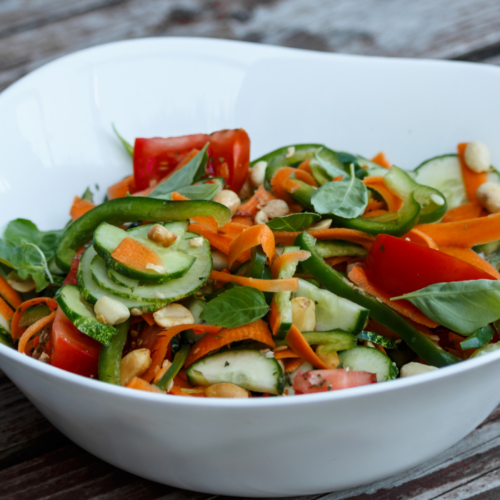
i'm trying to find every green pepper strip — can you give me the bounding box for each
[98,319,130,385]
[460,325,494,350]
[56,198,232,272]
[295,232,460,367]
[156,344,190,391]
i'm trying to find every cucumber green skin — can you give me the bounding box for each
[470,342,500,358]
[56,285,117,345]
[295,231,461,367]
[18,304,51,328]
[315,240,367,258]
[98,319,130,385]
[0,325,13,347]
[56,197,232,272]
[357,331,397,350]
[242,246,273,304]
[300,331,357,351]
[187,349,285,395]
[339,346,398,382]
[460,325,494,350]
[156,344,190,391]
[108,268,136,289]
[93,222,195,284]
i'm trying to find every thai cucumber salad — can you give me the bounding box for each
[1,130,500,398]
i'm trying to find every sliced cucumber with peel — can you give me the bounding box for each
[93,221,194,283]
[315,240,367,259]
[339,346,398,382]
[357,331,397,350]
[56,285,117,345]
[300,331,357,351]
[186,349,285,395]
[294,278,368,334]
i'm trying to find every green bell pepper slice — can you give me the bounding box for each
[156,344,190,391]
[98,319,130,385]
[56,198,232,272]
[295,231,460,367]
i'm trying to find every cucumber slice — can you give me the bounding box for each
[339,346,398,382]
[94,221,195,283]
[301,331,357,351]
[87,231,212,304]
[0,325,13,347]
[108,267,137,289]
[56,285,117,345]
[186,349,285,395]
[272,246,300,339]
[357,331,398,350]
[294,279,368,334]
[315,240,368,258]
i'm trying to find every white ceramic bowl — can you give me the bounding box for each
[1,38,500,497]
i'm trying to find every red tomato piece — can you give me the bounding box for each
[364,235,494,297]
[63,248,84,285]
[293,369,376,394]
[133,129,250,193]
[51,308,101,378]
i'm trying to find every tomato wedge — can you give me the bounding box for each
[293,369,376,394]
[133,129,250,193]
[364,234,493,297]
[63,249,84,286]
[51,308,101,378]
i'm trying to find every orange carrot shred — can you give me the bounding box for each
[238,185,276,217]
[405,228,438,249]
[0,297,14,322]
[141,327,177,383]
[442,202,485,223]
[284,357,303,372]
[440,247,500,280]
[111,237,163,271]
[271,167,317,212]
[0,275,22,309]
[363,176,402,212]
[228,224,276,268]
[458,142,488,203]
[210,270,298,292]
[371,152,391,169]
[127,377,163,393]
[274,348,300,360]
[142,313,155,326]
[11,297,58,341]
[107,175,135,200]
[70,196,96,221]
[18,310,56,354]
[286,325,330,369]
[271,250,311,279]
[273,228,375,248]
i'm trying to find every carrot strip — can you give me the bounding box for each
[11,298,58,341]
[347,265,439,328]
[107,175,135,200]
[231,216,254,226]
[169,386,207,397]
[361,209,388,219]
[142,313,155,326]
[170,192,219,231]
[238,185,276,217]
[0,275,22,308]
[228,225,276,268]
[405,228,438,249]
[324,256,354,267]
[297,159,313,175]
[286,325,330,369]
[140,327,177,383]
[171,192,189,201]
[363,176,402,212]
[273,228,376,248]
[185,319,274,367]
[111,237,163,270]
[458,142,488,203]
[440,247,500,280]
[274,348,300,360]
[415,213,500,248]
[371,152,391,169]
[271,167,317,212]
[210,270,298,292]
[284,357,303,372]
[271,250,311,279]
[219,222,250,237]
[127,377,163,393]
[188,224,234,255]
[442,201,485,223]
[0,297,14,322]
[363,199,385,214]
[268,300,281,336]
[70,196,96,221]
[18,311,56,354]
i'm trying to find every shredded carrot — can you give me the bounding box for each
[11,297,58,341]
[18,310,56,354]
[238,185,276,217]
[284,357,303,372]
[415,213,500,248]
[268,300,281,336]
[324,256,355,267]
[141,327,178,383]
[70,196,95,221]
[274,348,300,360]
[111,237,163,271]
[361,209,388,219]
[286,325,329,369]
[0,297,13,322]
[271,167,317,212]
[347,265,439,328]
[170,192,219,231]
[228,224,276,268]
[442,202,485,223]
[185,319,274,367]
[169,386,207,397]
[219,222,250,237]
[297,159,312,175]
[210,270,298,292]
[0,275,22,309]
[273,228,376,248]
[458,142,488,203]
[371,152,391,169]
[127,377,163,393]
[107,175,135,200]
[171,192,189,201]
[363,176,402,212]
[363,199,385,214]
[188,223,233,255]
[405,228,438,249]
[271,250,311,279]
[142,313,155,326]
[440,247,500,280]
[231,216,254,226]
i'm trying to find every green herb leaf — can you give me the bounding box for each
[148,143,209,198]
[156,181,220,201]
[460,325,494,350]
[309,151,346,185]
[266,213,321,231]
[81,187,94,203]
[311,164,368,218]
[200,286,269,328]
[392,280,500,335]
[112,124,134,157]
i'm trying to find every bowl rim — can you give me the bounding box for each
[2,36,500,408]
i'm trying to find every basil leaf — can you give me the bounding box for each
[200,286,269,328]
[311,164,368,218]
[392,280,500,335]
[81,187,94,203]
[267,213,321,231]
[148,143,209,198]
[156,182,220,201]
[309,151,346,185]
[460,325,494,350]
[112,123,134,157]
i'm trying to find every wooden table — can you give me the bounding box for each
[2,1,500,498]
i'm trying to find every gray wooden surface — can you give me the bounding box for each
[2,0,500,498]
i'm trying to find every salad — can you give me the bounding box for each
[1,129,500,398]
